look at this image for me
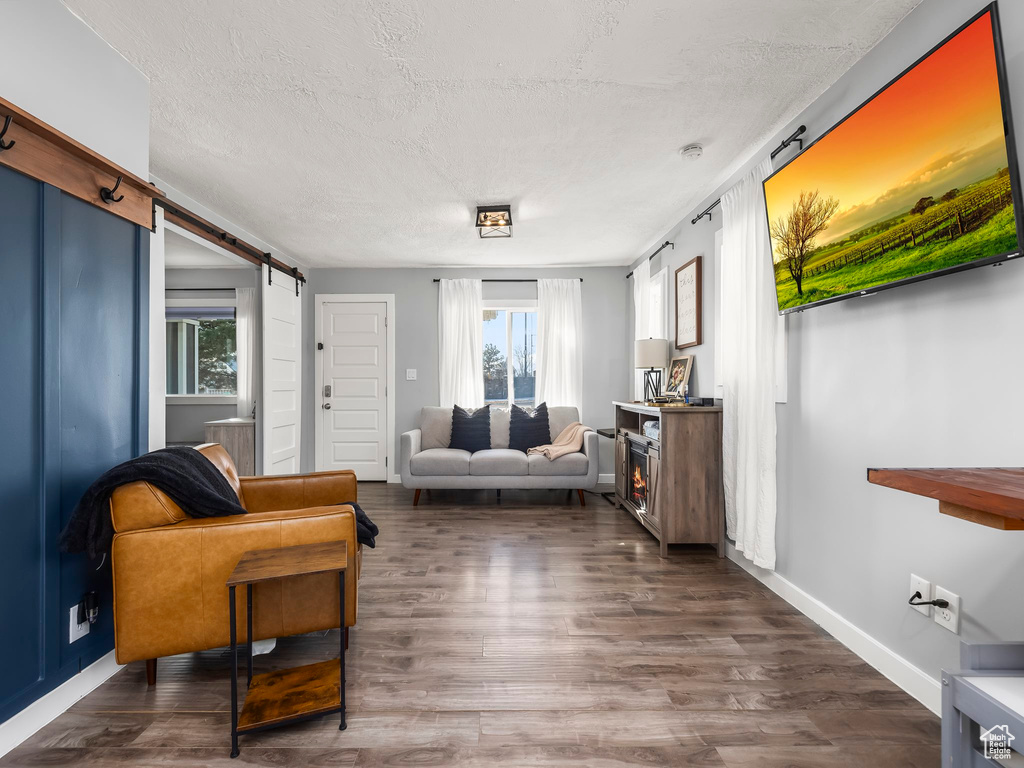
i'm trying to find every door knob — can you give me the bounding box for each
[323,403,331,410]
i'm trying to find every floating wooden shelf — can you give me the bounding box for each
[0,96,162,229]
[237,659,341,732]
[868,467,1024,530]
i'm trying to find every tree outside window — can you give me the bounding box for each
[166,307,237,395]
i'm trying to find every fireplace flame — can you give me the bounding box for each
[632,465,647,511]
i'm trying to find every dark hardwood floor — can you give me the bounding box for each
[3,485,939,766]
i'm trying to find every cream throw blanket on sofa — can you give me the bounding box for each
[527,422,592,460]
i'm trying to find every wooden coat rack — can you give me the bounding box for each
[0,96,161,229]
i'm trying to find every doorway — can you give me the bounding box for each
[314,294,395,481]
[158,223,261,473]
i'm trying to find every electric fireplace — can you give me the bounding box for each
[628,440,649,512]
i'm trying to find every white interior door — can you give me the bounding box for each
[319,301,388,480]
[262,266,302,474]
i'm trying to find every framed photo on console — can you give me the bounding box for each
[665,356,693,395]
[675,256,702,349]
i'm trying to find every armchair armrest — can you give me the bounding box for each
[582,430,599,486]
[240,469,356,513]
[400,428,422,487]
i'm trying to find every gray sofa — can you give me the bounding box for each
[400,405,598,505]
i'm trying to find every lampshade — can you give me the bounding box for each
[634,338,668,369]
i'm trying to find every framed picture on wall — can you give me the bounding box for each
[675,256,703,349]
[665,356,693,395]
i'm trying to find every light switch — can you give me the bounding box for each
[406,369,417,381]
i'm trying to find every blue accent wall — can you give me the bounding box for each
[0,165,148,724]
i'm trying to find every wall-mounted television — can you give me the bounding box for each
[763,2,1023,314]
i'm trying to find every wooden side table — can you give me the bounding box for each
[225,541,348,759]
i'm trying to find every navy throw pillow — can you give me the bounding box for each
[450,405,491,453]
[509,402,550,452]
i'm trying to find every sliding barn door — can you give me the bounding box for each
[262,266,302,474]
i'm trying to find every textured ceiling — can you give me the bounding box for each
[64,0,919,268]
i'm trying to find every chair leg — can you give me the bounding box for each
[577,489,586,507]
[146,658,157,686]
[413,489,421,506]
[344,626,349,650]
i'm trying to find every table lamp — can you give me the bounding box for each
[634,338,668,402]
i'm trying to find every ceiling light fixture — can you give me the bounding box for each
[679,143,703,161]
[476,205,512,238]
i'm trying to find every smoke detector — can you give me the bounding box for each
[679,143,703,161]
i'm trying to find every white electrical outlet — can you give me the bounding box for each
[934,586,960,633]
[909,574,932,617]
[69,605,89,644]
[406,369,417,381]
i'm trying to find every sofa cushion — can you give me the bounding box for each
[410,448,471,476]
[421,406,453,450]
[490,408,511,449]
[451,404,490,453]
[510,402,550,452]
[470,449,528,476]
[528,452,588,476]
[547,406,580,443]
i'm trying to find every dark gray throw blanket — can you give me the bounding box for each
[342,502,379,549]
[59,446,245,559]
[59,447,381,557]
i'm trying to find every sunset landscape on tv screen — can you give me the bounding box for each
[764,9,1020,312]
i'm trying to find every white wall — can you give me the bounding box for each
[628,0,1024,706]
[0,1,148,177]
[149,209,166,450]
[302,268,630,477]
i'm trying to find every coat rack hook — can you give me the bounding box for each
[0,115,15,151]
[100,175,125,204]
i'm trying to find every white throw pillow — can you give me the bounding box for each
[420,406,453,450]
[490,408,511,449]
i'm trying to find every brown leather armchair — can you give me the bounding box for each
[109,444,360,684]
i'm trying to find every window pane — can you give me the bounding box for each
[482,310,508,406]
[166,313,237,396]
[197,319,237,395]
[166,322,180,394]
[511,311,536,407]
[186,324,197,394]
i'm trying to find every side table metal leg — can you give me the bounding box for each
[339,570,347,731]
[229,585,239,759]
[246,584,253,688]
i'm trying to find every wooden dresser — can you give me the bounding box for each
[613,402,724,557]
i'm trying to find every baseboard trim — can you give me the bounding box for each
[0,651,122,758]
[725,543,941,715]
[389,473,402,484]
[598,473,615,485]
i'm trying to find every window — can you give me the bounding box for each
[482,304,537,408]
[166,305,237,396]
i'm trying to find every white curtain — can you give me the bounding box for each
[632,259,651,399]
[535,278,583,414]
[438,278,484,408]
[235,287,256,419]
[631,260,668,398]
[720,157,778,570]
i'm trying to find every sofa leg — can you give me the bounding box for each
[146,658,157,686]
[413,489,421,506]
[496,489,501,504]
[577,489,586,507]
